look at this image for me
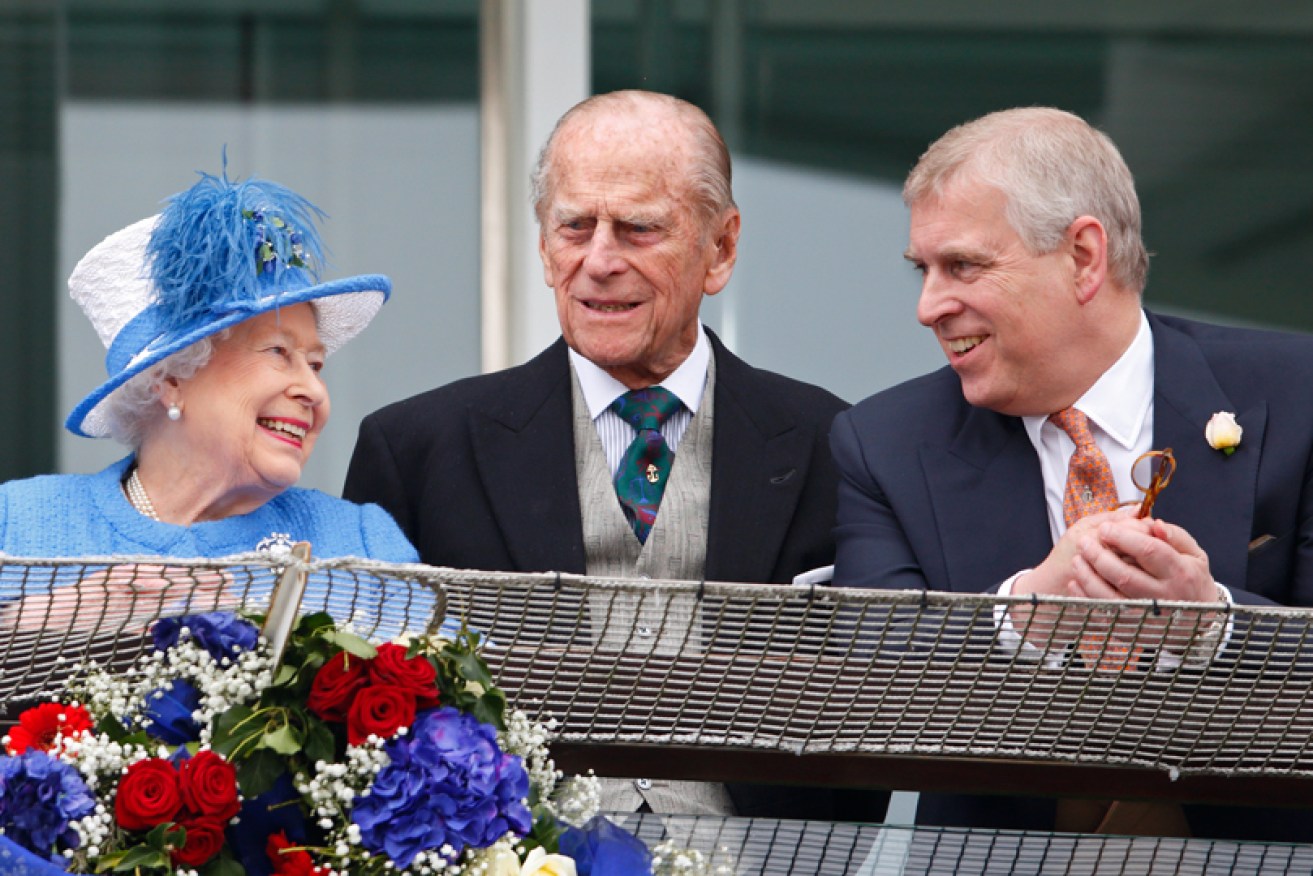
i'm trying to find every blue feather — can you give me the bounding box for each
[145,168,327,333]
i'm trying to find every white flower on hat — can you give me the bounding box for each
[1205,411,1242,456]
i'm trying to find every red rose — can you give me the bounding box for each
[116,758,183,831]
[6,702,93,755]
[346,685,416,745]
[307,651,369,722]
[169,814,227,867]
[369,643,440,709]
[179,750,240,821]
[267,830,328,876]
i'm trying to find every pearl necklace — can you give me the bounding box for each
[124,467,161,522]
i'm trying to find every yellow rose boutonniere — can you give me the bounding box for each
[1205,411,1242,456]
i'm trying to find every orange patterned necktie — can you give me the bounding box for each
[1048,407,1139,670]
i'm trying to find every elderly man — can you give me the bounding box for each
[346,90,857,819]
[832,107,1313,839]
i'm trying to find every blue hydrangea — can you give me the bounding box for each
[152,612,259,661]
[352,707,532,868]
[0,751,95,863]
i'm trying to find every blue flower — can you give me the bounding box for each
[142,678,203,744]
[0,751,95,863]
[559,816,653,876]
[352,707,532,868]
[227,773,309,876]
[153,612,259,662]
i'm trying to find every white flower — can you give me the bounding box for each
[1205,411,1242,455]
[483,846,523,876]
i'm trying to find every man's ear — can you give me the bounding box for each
[703,208,741,297]
[538,231,555,289]
[1068,215,1108,305]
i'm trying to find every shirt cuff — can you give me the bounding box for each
[994,576,1234,671]
[994,571,1069,669]
[1154,580,1233,670]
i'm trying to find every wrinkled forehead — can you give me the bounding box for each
[552,110,697,190]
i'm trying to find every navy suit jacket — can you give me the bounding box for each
[831,311,1313,838]
[345,330,848,585]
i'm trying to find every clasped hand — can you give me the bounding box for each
[3,564,232,633]
[1016,508,1221,655]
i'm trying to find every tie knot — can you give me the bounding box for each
[1049,407,1097,448]
[611,386,682,432]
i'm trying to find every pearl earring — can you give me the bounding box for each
[167,404,182,421]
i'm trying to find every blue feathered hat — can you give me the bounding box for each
[65,170,391,439]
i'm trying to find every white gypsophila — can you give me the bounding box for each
[56,732,160,865]
[499,710,560,811]
[651,840,737,876]
[551,772,601,828]
[301,736,398,873]
[69,629,272,745]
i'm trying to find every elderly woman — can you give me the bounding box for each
[0,169,420,632]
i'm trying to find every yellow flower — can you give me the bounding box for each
[520,847,578,876]
[1205,411,1242,455]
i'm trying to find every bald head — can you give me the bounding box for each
[904,107,1149,294]
[531,90,735,237]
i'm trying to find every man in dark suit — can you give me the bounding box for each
[832,106,1313,840]
[346,90,858,818]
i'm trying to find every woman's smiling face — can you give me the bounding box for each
[168,302,329,500]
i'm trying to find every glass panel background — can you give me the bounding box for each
[594,1,1313,403]
[47,1,481,491]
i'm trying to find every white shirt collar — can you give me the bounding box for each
[1023,310,1154,450]
[569,324,710,420]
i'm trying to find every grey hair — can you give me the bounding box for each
[530,90,735,235]
[102,331,227,448]
[903,107,1149,293]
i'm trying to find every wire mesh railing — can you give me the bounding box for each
[4,555,1313,783]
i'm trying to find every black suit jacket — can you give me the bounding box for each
[831,311,1313,839]
[346,331,848,585]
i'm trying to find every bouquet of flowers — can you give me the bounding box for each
[0,610,723,876]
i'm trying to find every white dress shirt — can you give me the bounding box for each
[996,312,1230,666]
[1022,310,1155,544]
[568,324,710,474]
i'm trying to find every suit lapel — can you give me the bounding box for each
[705,335,812,583]
[922,406,1053,591]
[469,340,587,574]
[1147,314,1264,589]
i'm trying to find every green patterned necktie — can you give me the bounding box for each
[611,386,683,543]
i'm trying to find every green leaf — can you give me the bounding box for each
[296,612,336,634]
[110,843,171,871]
[261,722,303,755]
[96,713,129,741]
[529,809,564,852]
[202,851,248,876]
[273,663,298,686]
[92,850,128,872]
[303,717,336,765]
[211,704,259,759]
[144,821,177,851]
[319,629,377,659]
[451,648,495,688]
[469,688,507,730]
[237,747,285,797]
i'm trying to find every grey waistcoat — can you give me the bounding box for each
[570,356,733,817]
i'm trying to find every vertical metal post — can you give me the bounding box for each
[479,0,589,372]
